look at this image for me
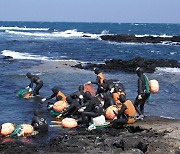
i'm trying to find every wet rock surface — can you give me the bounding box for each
[73,57,180,73]
[100,34,180,45]
[0,116,180,154]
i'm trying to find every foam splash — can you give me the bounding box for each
[135,34,172,38]
[156,67,180,74]
[1,50,50,61]
[5,29,100,39]
[0,26,49,31]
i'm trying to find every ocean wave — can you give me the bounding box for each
[1,50,50,61]
[1,50,84,64]
[0,26,49,31]
[156,67,180,74]
[5,29,100,39]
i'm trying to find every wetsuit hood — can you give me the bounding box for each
[26,72,32,78]
[94,68,100,74]
[79,85,84,92]
[83,91,92,101]
[136,67,144,77]
[52,86,59,94]
[66,96,73,104]
[118,94,126,103]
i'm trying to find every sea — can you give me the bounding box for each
[0,21,180,143]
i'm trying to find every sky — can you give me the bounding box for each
[0,0,180,23]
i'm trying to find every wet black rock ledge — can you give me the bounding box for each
[0,116,180,154]
[100,34,180,45]
[73,57,180,73]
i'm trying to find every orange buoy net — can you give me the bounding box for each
[21,124,34,135]
[0,123,15,136]
[149,80,159,94]
[53,101,68,112]
[105,105,119,120]
[62,118,78,128]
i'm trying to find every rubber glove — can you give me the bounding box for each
[29,88,32,92]
[26,86,30,89]
[110,88,115,93]
[41,98,47,102]
[79,95,83,99]
[138,95,142,100]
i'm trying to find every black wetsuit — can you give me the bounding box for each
[100,80,125,94]
[61,99,81,118]
[28,75,43,96]
[112,103,128,128]
[70,90,84,106]
[31,115,48,132]
[103,94,115,109]
[134,74,150,116]
[80,97,103,126]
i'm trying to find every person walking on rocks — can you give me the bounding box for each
[134,67,150,120]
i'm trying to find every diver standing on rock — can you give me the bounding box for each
[87,68,105,95]
[134,67,150,120]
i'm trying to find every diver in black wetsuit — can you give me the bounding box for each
[103,93,115,109]
[100,79,125,94]
[134,67,150,120]
[31,110,48,132]
[88,68,105,95]
[70,85,84,106]
[60,96,81,118]
[78,91,103,126]
[26,72,43,96]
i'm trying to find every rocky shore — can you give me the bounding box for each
[0,116,180,154]
[100,34,180,45]
[74,57,180,73]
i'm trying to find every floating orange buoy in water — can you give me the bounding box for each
[21,124,34,135]
[149,80,159,94]
[61,118,78,128]
[0,123,15,136]
[105,105,119,120]
[53,101,68,112]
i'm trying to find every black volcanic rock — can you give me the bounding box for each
[100,34,180,44]
[73,57,180,73]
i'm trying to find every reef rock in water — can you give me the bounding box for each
[73,57,180,73]
[100,34,180,45]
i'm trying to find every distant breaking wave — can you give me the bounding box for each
[1,50,80,63]
[1,50,50,61]
[5,29,100,39]
[0,26,49,31]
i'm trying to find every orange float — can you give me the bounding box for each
[53,101,68,112]
[61,118,78,128]
[84,83,95,96]
[149,80,159,94]
[0,123,15,136]
[105,105,119,120]
[21,124,34,135]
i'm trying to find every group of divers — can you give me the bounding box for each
[0,67,154,138]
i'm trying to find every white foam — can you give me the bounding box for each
[5,29,100,39]
[1,50,50,61]
[160,116,175,120]
[135,34,172,38]
[156,67,180,74]
[0,26,49,31]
